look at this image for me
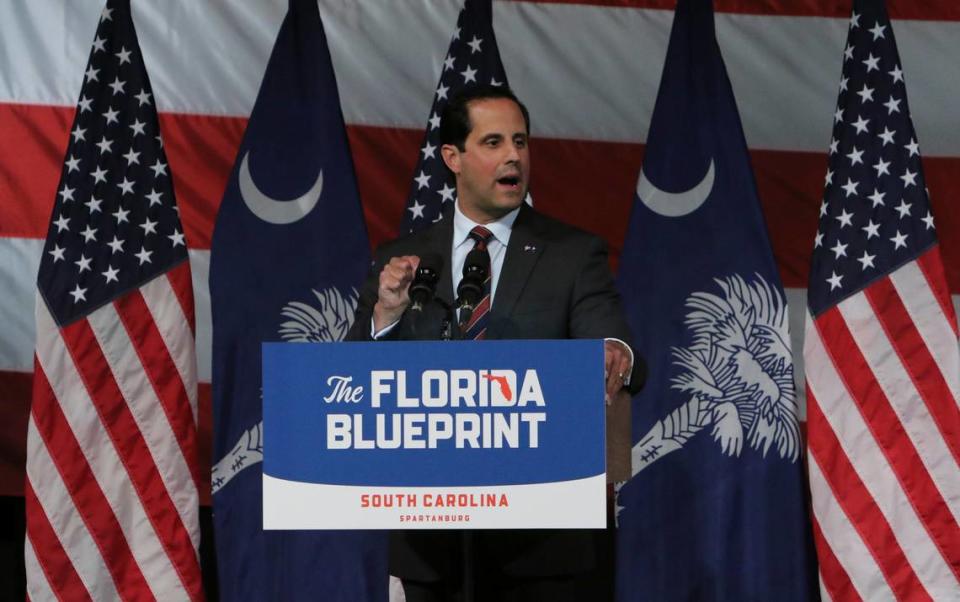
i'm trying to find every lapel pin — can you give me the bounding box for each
[524,244,537,252]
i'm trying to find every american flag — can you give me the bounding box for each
[805,1,960,600]
[25,1,204,600]
[400,0,508,233]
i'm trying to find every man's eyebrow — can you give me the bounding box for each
[480,132,503,142]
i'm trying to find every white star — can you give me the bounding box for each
[851,115,870,134]
[75,254,92,273]
[113,206,130,224]
[107,236,124,254]
[900,168,917,188]
[460,65,478,83]
[829,138,839,155]
[868,189,885,207]
[894,199,912,218]
[841,178,858,197]
[408,199,426,219]
[168,230,186,247]
[48,244,66,262]
[102,106,120,125]
[108,77,125,95]
[80,225,97,243]
[414,170,430,190]
[850,11,860,28]
[819,200,829,217]
[140,217,158,235]
[846,147,864,165]
[117,177,135,195]
[862,220,880,238]
[115,46,132,65]
[91,165,108,184]
[839,76,849,92]
[869,22,886,40]
[96,136,113,154]
[889,64,904,83]
[54,215,70,232]
[836,209,854,228]
[85,197,102,213]
[467,36,483,54]
[129,119,146,137]
[150,160,168,177]
[877,127,895,146]
[490,76,502,87]
[827,271,843,290]
[146,189,163,206]
[453,27,461,40]
[833,107,844,124]
[443,54,455,71]
[59,184,75,202]
[438,183,456,202]
[78,95,93,113]
[920,212,934,230]
[102,265,120,284]
[135,89,151,106]
[844,43,855,61]
[436,84,449,100]
[904,138,919,157]
[814,231,824,248]
[84,65,99,82]
[831,240,848,258]
[873,157,890,176]
[69,285,87,303]
[156,134,163,148]
[101,6,113,21]
[883,96,901,114]
[421,142,436,159]
[428,112,441,130]
[824,169,834,186]
[862,53,880,72]
[890,230,908,249]
[92,36,106,53]
[856,84,874,103]
[123,148,141,166]
[857,251,876,270]
[71,125,86,142]
[135,247,153,265]
[65,155,81,173]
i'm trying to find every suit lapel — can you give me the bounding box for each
[490,205,544,335]
[426,213,456,308]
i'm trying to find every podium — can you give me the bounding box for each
[261,339,628,531]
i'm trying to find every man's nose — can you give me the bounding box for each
[504,142,521,162]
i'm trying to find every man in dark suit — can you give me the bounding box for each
[348,85,644,601]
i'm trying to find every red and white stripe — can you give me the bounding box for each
[25,263,203,601]
[805,246,960,601]
[2,2,959,497]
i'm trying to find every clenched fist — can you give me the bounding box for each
[372,255,420,332]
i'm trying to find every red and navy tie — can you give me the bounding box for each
[461,226,493,339]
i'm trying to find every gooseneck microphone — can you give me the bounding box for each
[408,253,443,311]
[456,248,489,322]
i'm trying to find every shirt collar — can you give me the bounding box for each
[453,201,520,248]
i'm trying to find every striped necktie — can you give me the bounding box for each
[461,225,493,339]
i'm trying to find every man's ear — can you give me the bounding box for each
[441,144,461,175]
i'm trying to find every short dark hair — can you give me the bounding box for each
[438,85,531,151]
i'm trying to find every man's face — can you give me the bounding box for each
[442,98,530,224]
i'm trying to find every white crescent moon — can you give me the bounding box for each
[636,159,715,217]
[239,151,323,224]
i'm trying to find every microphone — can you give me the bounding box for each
[456,248,488,312]
[408,253,443,311]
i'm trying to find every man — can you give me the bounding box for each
[348,85,644,601]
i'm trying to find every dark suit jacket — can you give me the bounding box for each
[347,203,645,580]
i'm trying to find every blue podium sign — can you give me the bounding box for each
[262,339,606,529]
